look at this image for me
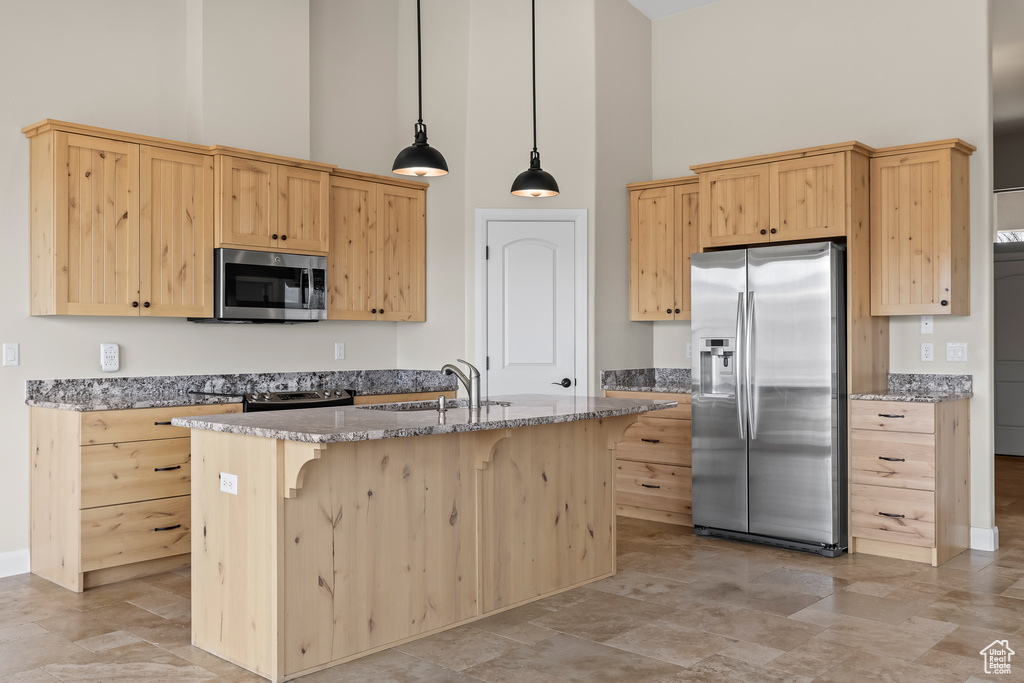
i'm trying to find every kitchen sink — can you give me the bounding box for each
[357,399,512,412]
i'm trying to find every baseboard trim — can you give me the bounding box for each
[971,526,999,552]
[0,549,30,578]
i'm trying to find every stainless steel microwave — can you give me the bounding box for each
[212,248,327,322]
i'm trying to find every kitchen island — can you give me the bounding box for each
[174,393,675,682]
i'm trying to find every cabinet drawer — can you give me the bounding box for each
[851,401,934,434]
[605,391,691,420]
[80,403,242,445]
[80,496,190,572]
[616,417,691,467]
[850,429,935,491]
[616,460,691,514]
[850,484,935,548]
[81,437,192,508]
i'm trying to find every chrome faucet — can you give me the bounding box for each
[441,359,481,410]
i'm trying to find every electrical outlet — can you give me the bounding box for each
[335,342,345,360]
[2,343,18,367]
[220,472,238,495]
[946,342,968,362]
[920,315,933,334]
[100,343,119,372]
[921,342,933,362]
[686,342,692,359]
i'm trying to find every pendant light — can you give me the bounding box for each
[510,0,558,197]
[393,0,448,177]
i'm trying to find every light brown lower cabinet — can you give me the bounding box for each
[30,403,242,592]
[848,398,969,566]
[606,390,692,526]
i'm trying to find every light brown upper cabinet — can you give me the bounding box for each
[870,139,975,316]
[693,143,872,249]
[627,176,699,320]
[328,175,427,321]
[25,121,214,317]
[215,155,329,254]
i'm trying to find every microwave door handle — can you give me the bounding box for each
[302,268,312,309]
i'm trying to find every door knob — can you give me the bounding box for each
[552,378,572,388]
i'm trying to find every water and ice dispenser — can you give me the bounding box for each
[697,337,736,398]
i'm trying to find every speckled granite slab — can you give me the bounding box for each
[850,373,973,403]
[172,393,678,443]
[601,368,691,393]
[25,370,458,411]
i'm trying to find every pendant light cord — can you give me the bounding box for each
[531,0,537,154]
[417,0,423,126]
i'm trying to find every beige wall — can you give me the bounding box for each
[0,0,402,564]
[648,0,995,535]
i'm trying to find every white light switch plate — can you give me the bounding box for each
[946,342,968,362]
[2,343,18,366]
[100,343,119,372]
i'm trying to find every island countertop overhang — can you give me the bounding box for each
[171,393,676,443]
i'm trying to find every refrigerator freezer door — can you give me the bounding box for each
[746,243,843,545]
[691,249,749,532]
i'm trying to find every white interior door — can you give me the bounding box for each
[481,212,586,398]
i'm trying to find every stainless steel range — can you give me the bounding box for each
[190,389,355,412]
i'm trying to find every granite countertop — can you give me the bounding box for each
[171,394,678,444]
[601,368,691,393]
[25,370,458,411]
[849,373,973,403]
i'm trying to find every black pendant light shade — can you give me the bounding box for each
[511,150,559,197]
[511,0,558,197]
[393,0,448,177]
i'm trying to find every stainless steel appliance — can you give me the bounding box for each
[206,248,327,322]
[189,389,354,412]
[691,242,846,557]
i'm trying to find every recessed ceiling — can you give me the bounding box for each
[625,0,720,21]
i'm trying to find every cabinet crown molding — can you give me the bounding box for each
[626,175,698,192]
[872,138,976,157]
[689,140,876,174]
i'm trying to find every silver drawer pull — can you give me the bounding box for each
[878,512,905,519]
[877,414,905,419]
[153,524,181,532]
[640,483,661,489]
[640,438,660,444]
[878,457,905,462]
[154,465,182,472]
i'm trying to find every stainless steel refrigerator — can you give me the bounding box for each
[691,242,846,557]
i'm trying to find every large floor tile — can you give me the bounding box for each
[530,591,677,643]
[42,641,218,682]
[699,607,825,651]
[673,653,813,683]
[809,616,945,661]
[602,619,734,667]
[394,624,523,671]
[303,649,482,682]
[809,650,964,683]
[0,632,90,677]
[915,588,1024,634]
[805,587,937,625]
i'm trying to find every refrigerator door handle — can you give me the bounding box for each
[746,290,757,439]
[735,292,746,440]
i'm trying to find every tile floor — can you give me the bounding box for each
[5,456,1024,681]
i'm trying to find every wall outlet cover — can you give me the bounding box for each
[921,342,934,362]
[100,343,119,372]
[920,315,934,334]
[220,472,238,495]
[686,342,692,359]
[335,342,345,360]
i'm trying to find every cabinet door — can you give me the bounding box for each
[675,183,700,319]
[327,176,377,320]
[56,133,140,315]
[629,187,675,320]
[870,150,963,315]
[377,185,426,321]
[277,166,329,254]
[700,164,771,248]
[140,146,215,317]
[217,156,276,249]
[770,153,846,241]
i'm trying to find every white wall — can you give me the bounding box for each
[649,0,995,535]
[0,0,402,563]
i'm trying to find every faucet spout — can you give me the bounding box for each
[441,358,481,409]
